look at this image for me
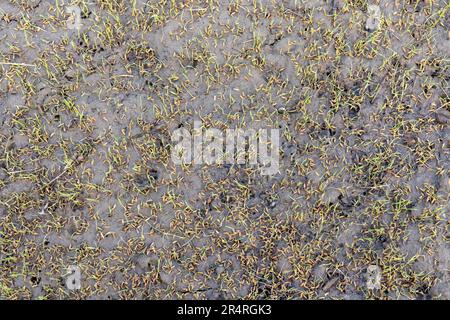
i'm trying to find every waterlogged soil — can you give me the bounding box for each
[0,0,449,299]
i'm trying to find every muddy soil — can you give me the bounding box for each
[0,0,449,299]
